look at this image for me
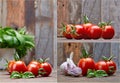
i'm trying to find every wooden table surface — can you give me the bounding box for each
[1,69,120,83]
[57,69,120,83]
[0,70,57,83]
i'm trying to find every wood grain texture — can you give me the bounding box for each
[7,0,25,27]
[81,0,101,24]
[57,0,69,37]
[93,43,111,62]
[0,0,7,26]
[35,0,54,66]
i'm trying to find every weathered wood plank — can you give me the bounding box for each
[7,0,25,27]
[101,0,120,38]
[35,0,54,66]
[81,0,101,24]
[93,43,111,62]
[57,0,69,37]
[0,0,2,24]
[0,0,7,26]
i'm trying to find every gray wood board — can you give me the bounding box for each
[35,0,55,66]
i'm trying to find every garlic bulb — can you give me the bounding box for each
[60,52,82,77]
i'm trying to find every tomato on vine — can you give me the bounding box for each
[78,48,95,76]
[71,25,84,39]
[95,56,117,75]
[62,24,73,39]
[38,58,52,77]
[99,21,115,39]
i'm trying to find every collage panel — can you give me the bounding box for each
[57,42,120,83]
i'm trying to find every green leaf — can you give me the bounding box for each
[83,15,90,24]
[81,48,89,58]
[14,30,25,46]
[22,72,35,78]
[18,27,26,35]
[87,69,95,78]
[87,69,108,78]
[94,70,108,77]
[10,71,22,79]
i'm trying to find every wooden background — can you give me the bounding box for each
[57,0,120,70]
[0,0,57,68]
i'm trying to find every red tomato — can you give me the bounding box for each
[88,25,102,39]
[95,61,109,73]
[62,24,73,39]
[27,62,40,76]
[7,60,15,74]
[11,61,27,73]
[39,62,52,77]
[71,25,84,39]
[102,25,115,39]
[106,60,116,75]
[82,23,93,39]
[78,58,95,76]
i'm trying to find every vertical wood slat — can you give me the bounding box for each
[101,0,120,38]
[0,0,7,26]
[57,0,69,37]
[0,0,2,24]
[81,0,101,24]
[35,0,54,66]
[93,43,111,62]
[7,0,25,27]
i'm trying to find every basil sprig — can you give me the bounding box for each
[10,71,35,79]
[87,69,108,78]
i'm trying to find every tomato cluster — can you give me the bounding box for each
[7,59,52,77]
[77,49,117,77]
[78,49,117,76]
[62,16,115,39]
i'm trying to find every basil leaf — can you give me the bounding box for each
[10,71,22,79]
[87,69,95,78]
[95,70,108,77]
[18,27,26,35]
[22,72,35,78]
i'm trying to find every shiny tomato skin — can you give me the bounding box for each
[11,61,27,73]
[78,58,95,76]
[95,61,109,73]
[27,63,40,76]
[40,62,52,77]
[63,24,73,39]
[82,23,93,39]
[71,25,84,39]
[29,61,41,68]
[106,61,116,75]
[88,25,102,39]
[7,60,15,74]
[102,26,115,39]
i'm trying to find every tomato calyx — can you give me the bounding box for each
[38,58,49,63]
[71,26,80,36]
[80,48,91,58]
[98,21,113,29]
[83,15,90,24]
[102,56,114,62]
